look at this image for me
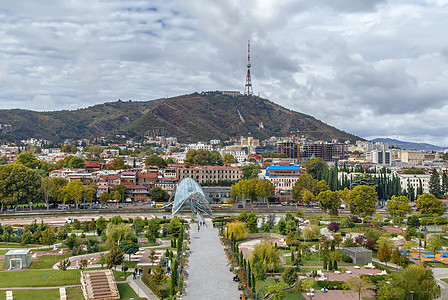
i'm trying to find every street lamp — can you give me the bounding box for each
[410,290,414,300]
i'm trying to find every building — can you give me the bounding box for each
[343,247,372,264]
[396,173,430,194]
[275,139,297,159]
[301,142,348,162]
[366,150,391,166]
[5,249,31,270]
[172,165,243,184]
[263,166,302,195]
[202,186,231,204]
[401,151,425,166]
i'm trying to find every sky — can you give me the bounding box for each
[1,0,448,146]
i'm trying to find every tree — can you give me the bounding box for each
[0,163,41,210]
[151,186,169,202]
[327,222,340,233]
[106,223,134,247]
[58,258,71,280]
[40,228,56,250]
[344,276,374,300]
[83,145,104,158]
[148,248,157,264]
[318,190,341,215]
[63,180,84,209]
[99,192,111,204]
[377,244,392,265]
[442,172,448,198]
[16,152,41,169]
[79,259,88,270]
[387,195,412,217]
[242,164,261,180]
[66,156,85,168]
[119,241,140,261]
[304,157,329,181]
[376,264,440,300]
[185,149,223,166]
[300,189,315,205]
[151,263,167,284]
[282,268,297,286]
[226,221,247,240]
[223,153,237,164]
[415,193,444,216]
[347,185,378,216]
[428,235,442,256]
[292,173,316,202]
[429,168,442,198]
[106,245,124,275]
[253,261,267,281]
[250,240,281,272]
[145,155,167,167]
[61,144,78,153]
[407,215,420,228]
[108,157,129,170]
[40,177,56,210]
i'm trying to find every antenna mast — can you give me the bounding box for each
[244,40,253,96]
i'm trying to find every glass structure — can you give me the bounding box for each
[171,177,212,215]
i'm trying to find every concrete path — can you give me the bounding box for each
[183,218,240,300]
[126,275,158,300]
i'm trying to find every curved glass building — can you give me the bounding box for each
[171,177,212,215]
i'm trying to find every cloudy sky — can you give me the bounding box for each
[1,0,448,146]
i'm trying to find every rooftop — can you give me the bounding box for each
[5,249,31,255]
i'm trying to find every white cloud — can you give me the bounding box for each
[0,0,447,146]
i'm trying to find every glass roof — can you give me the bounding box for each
[172,177,212,215]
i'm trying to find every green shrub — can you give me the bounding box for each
[342,254,352,263]
[316,280,348,290]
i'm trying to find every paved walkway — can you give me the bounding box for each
[126,274,158,300]
[183,218,240,300]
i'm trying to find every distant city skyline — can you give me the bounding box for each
[1,1,448,146]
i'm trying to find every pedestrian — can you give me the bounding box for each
[139,268,143,276]
[133,269,136,280]
[198,225,200,231]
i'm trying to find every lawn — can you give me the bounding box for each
[117,283,139,300]
[441,278,448,284]
[66,287,84,300]
[256,277,288,294]
[30,253,72,269]
[2,288,59,300]
[0,243,39,248]
[0,269,79,287]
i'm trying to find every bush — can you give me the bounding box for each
[342,254,353,263]
[316,280,348,290]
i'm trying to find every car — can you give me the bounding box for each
[237,204,244,208]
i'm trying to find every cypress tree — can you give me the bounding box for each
[429,169,442,198]
[247,262,251,288]
[251,273,256,291]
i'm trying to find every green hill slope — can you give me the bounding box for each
[0,92,359,143]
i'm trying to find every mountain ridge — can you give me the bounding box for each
[371,138,447,151]
[0,92,360,143]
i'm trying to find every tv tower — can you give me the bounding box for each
[244,40,253,96]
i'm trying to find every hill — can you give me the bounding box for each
[371,138,447,151]
[0,92,360,143]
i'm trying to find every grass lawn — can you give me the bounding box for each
[0,250,7,255]
[117,283,139,300]
[123,261,138,269]
[442,278,448,284]
[30,253,72,269]
[4,288,59,300]
[0,269,79,287]
[0,243,39,248]
[256,277,288,295]
[66,287,84,300]
[283,291,306,300]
